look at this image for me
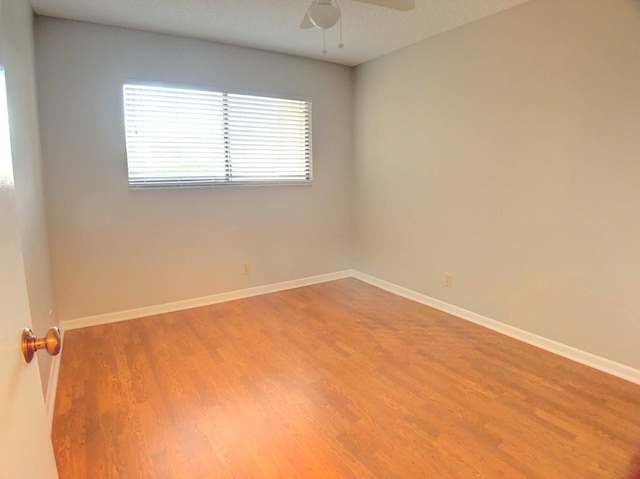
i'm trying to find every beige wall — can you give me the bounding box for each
[2,0,57,396]
[35,18,353,321]
[34,1,640,370]
[353,0,640,369]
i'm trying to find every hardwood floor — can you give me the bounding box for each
[53,278,640,478]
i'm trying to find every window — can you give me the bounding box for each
[0,67,14,187]
[123,84,312,187]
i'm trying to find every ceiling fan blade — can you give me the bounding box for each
[300,13,314,29]
[351,0,415,11]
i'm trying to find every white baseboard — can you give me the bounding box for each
[59,268,640,386]
[61,270,353,331]
[351,270,640,385]
[45,333,63,432]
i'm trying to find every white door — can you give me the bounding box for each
[0,64,59,477]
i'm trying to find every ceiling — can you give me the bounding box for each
[29,0,531,66]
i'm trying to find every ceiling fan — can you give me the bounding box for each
[300,0,415,30]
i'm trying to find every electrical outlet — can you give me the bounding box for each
[242,263,250,275]
[444,273,453,288]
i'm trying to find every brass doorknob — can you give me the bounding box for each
[21,327,61,364]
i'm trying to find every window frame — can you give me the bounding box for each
[122,81,313,189]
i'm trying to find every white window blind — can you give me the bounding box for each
[123,84,312,187]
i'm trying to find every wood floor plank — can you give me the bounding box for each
[53,278,640,478]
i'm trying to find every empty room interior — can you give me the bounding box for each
[1,0,640,477]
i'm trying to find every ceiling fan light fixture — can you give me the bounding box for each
[308,3,341,29]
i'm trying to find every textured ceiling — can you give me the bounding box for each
[30,0,531,66]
